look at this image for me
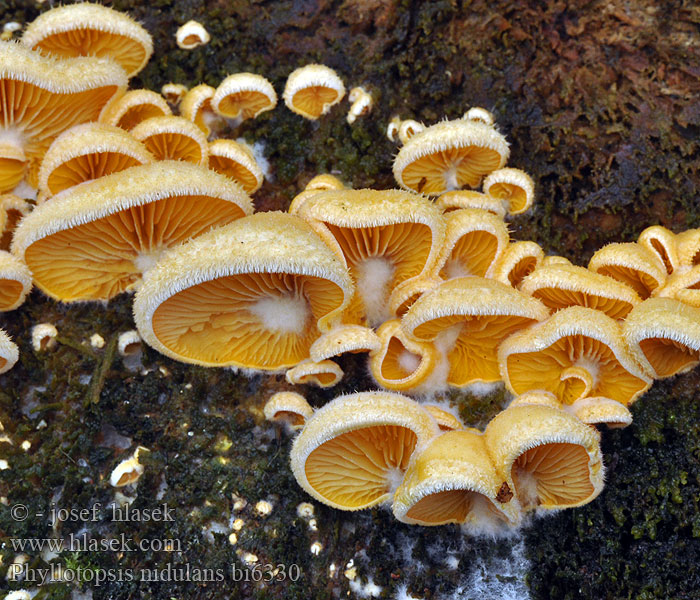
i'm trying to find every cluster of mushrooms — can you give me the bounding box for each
[2,3,700,530]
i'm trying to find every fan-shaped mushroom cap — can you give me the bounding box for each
[286,358,344,388]
[264,391,314,430]
[436,190,506,217]
[388,275,442,318]
[175,20,210,50]
[283,64,345,120]
[491,240,544,289]
[0,142,26,193]
[100,89,171,131]
[393,429,519,527]
[565,396,632,429]
[369,319,439,392]
[422,405,465,431]
[131,116,208,165]
[519,263,641,319]
[402,277,549,387]
[484,404,604,511]
[0,41,127,189]
[0,250,31,311]
[0,194,30,250]
[638,225,679,275]
[482,167,534,215]
[393,118,509,195]
[0,329,18,374]
[298,188,444,326]
[676,228,700,267]
[654,265,700,308]
[212,73,277,120]
[508,390,561,410]
[309,324,380,362]
[180,84,220,137]
[588,242,666,300]
[435,208,509,280]
[22,3,153,78]
[12,161,253,302]
[38,123,153,197]
[288,175,346,216]
[290,391,439,510]
[133,212,353,369]
[622,297,700,378]
[498,306,652,406]
[207,139,263,194]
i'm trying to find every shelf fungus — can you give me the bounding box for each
[491,241,545,289]
[180,84,220,137]
[309,324,380,362]
[623,297,700,378]
[283,64,346,120]
[435,208,509,280]
[588,242,666,300]
[208,140,264,195]
[286,358,344,388]
[297,188,444,327]
[22,3,153,78]
[131,116,208,165]
[38,123,154,198]
[393,118,509,195]
[175,20,210,50]
[289,391,439,510]
[0,329,18,374]
[100,89,172,131]
[637,225,679,275]
[482,168,535,215]
[369,319,438,392]
[392,429,519,528]
[401,277,549,388]
[264,391,314,430]
[498,306,652,406]
[0,250,32,311]
[133,212,353,369]
[12,161,253,302]
[0,41,127,191]
[519,263,641,319]
[212,73,277,121]
[484,404,605,511]
[436,190,506,218]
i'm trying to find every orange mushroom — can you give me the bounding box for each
[131,116,208,165]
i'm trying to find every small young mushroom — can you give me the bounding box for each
[436,190,506,218]
[484,404,605,511]
[309,324,380,362]
[346,86,373,125]
[22,3,153,78]
[31,323,58,351]
[38,123,154,198]
[0,329,19,374]
[393,118,509,195]
[12,161,253,301]
[290,391,439,510]
[392,429,519,528]
[463,107,495,126]
[175,21,210,50]
[212,73,277,121]
[491,240,545,289]
[498,306,652,406]
[0,194,31,251]
[180,84,220,137]
[397,119,425,145]
[283,64,346,120]
[161,83,188,106]
[519,263,641,319]
[623,297,700,378]
[131,116,209,165]
[482,167,535,215]
[110,446,148,487]
[264,391,314,430]
[208,139,264,194]
[286,358,344,388]
[101,89,172,132]
[637,225,679,275]
[401,277,549,387]
[588,242,666,300]
[132,212,353,369]
[565,396,632,429]
[676,228,700,267]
